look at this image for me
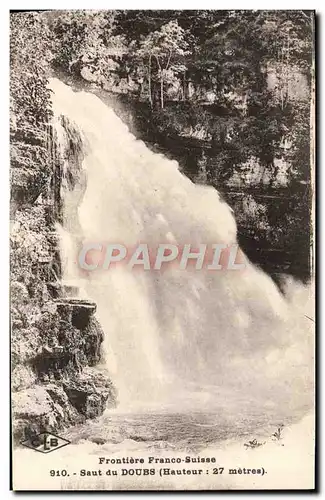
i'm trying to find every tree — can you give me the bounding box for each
[137,20,189,108]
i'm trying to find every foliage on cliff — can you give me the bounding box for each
[48,9,313,173]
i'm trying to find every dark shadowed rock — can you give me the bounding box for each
[63,367,117,419]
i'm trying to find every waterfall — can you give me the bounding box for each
[50,78,313,412]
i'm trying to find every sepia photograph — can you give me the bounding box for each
[10,9,315,491]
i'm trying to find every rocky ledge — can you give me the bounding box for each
[12,368,117,444]
[11,282,117,445]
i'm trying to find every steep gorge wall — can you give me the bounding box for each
[10,103,117,445]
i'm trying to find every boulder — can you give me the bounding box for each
[12,365,37,392]
[12,385,59,443]
[12,367,117,445]
[62,367,117,419]
[12,383,83,444]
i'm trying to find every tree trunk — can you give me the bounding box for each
[154,55,164,109]
[148,54,152,108]
[280,46,285,110]
[160,77,164,109]
[286,30,290,101]
[183,70,186,101]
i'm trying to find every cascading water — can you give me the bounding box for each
[50,78,314,415]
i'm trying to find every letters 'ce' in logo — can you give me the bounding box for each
[21,432,70,454]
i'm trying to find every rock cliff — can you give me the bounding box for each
[11,92,117,446]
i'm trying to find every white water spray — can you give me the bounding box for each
[50,78,314,413]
